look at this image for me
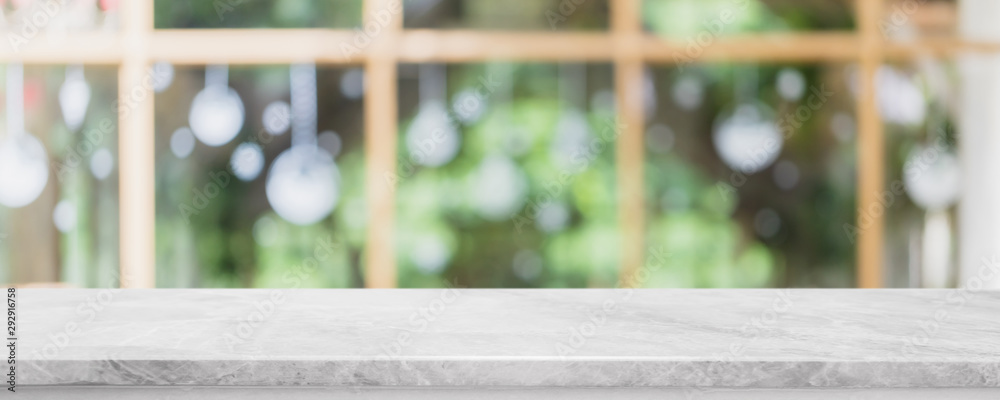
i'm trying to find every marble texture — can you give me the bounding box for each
[20,289,1000,388]
[21,387,1000,400]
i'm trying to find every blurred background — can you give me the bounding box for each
[0,0,990,289]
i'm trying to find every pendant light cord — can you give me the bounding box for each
[6,63,24,139]
[290,63,317,148]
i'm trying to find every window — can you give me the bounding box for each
[0,0,977,289]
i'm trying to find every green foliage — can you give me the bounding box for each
[154,0,362,29]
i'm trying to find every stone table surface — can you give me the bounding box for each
[19,289,1000,388]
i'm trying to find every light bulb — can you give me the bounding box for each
[58,69,91,132]
[512,249,543,281]
[646,124,675,154]
[411,235,451,275]
[452,88,488,125]
[90,148,114,181]
[535,202,569,233]
[876,66,926,126]
[317,130,342,158]
[550,108,591,169]
[776,68,806,102]
[772,160,800,190]
[170,127,195,159]
[230,142,264,182]
[904,145,960,211]
[405,101,460,167]
[340,68,364,100]
[712,103,782,174]
[0,134,49,208]
[188,86,245,147]
[152,62,174,93]
[470,155,527,221]
[262,101,291,136]
[53,200,77,233]
[265,146,339,226]
[672,75,704,111]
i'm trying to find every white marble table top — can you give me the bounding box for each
[20,289,1000,387]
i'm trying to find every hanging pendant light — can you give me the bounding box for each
[775,68,806,102]
[903,102,960,289]
[317,130,343,158]
[713,103,782,174]
[262,100,291,136]
[265,63,339,226]
[0,63,49,209]
[712,66,782,174]
[490,63,532,156]
[90,147,114,181]
[905,143,960,289]
[877,66,926,126]
[904,92,960,212]
[411,233,452,275]
[405,63,459,167]
[58,65,91,133]
[903,144,960,212]
[188,64,245,147]
[468,64,528,221]
[451,87,488,125]
[170,127,195,159]
[340,68,364,100]
[230,142,264,182]
[672,73,704,111]
[151,61,175,93]
[849,66,925,126]
[53,199,77,233]
[471,154,528,221]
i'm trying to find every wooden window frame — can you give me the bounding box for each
[0,0,990,288]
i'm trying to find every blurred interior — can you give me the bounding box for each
[0,0,993,289]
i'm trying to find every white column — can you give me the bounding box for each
[958,0,1000,288]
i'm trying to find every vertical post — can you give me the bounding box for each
[363,0,402,288]
[856,0,885,288]
[118,0,156,288]
[611,0,645,285]
[957,0,1000,289]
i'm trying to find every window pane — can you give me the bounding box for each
[154,65,365,288]
[0,65,120,288]
[395,63,619,288]
[881,60,959,288]
[154,0,363,29]
[644,63,856,288]
[882,0,956,43]
[642,0,854,36]
[2,1,120,33]
[404,0,609,30]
